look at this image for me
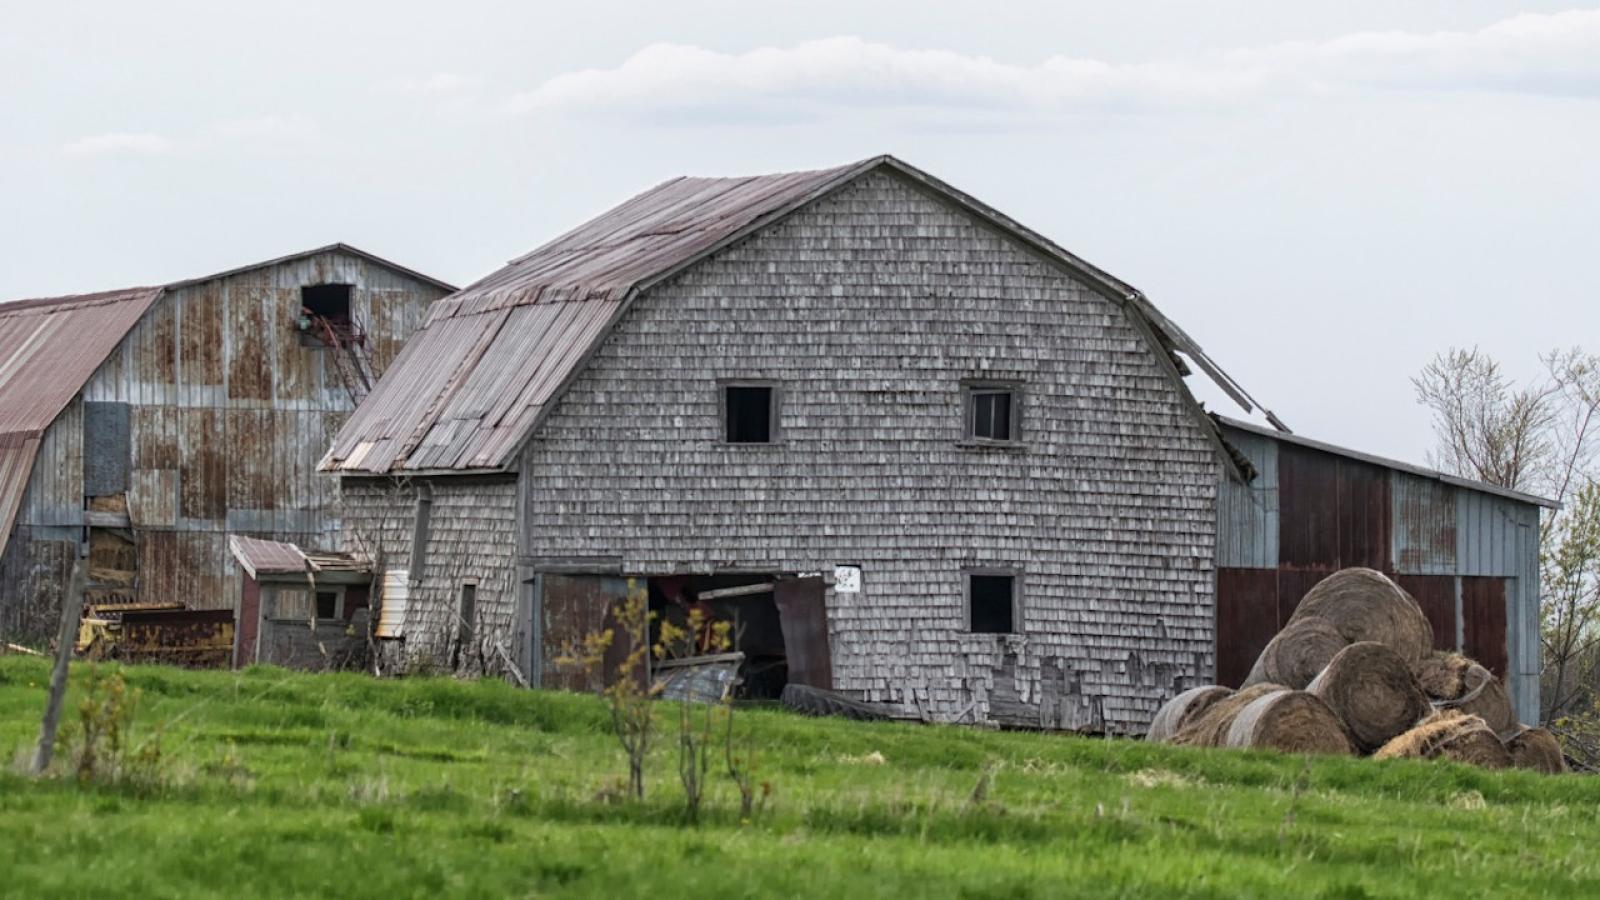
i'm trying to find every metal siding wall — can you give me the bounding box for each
[1392,472,1457,574]
[1215,430,1277,568]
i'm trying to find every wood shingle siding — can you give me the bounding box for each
[511,170,1218,733]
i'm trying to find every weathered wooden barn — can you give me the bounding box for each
[321,155,1547,732]
[1214,417,1553,721]
[0,245,452,639]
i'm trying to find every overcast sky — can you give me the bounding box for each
[3,2,1597,466]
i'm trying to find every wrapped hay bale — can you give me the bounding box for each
[1373,709,1512,769]
[1288,568,1433,664]
[1413,652,1475,701]
[1504,726,1567,774]
[1221,690,1354,756]
[1436,664,1516,737]
[1243,615,1346,690]
[1147,685,1234,743]
[1306,641,1430,753]
[1169,683,1287,748]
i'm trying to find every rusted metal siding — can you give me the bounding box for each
[1215,420,1547,721]
[1215,568,1278,687]
[0,248,450,636]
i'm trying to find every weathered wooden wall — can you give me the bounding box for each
[1214,422,1543,720]
[506,169,1220,734]
[0,250,445,638]
[339,476,519,672]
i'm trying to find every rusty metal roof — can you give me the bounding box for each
[323,155,1260,477]
[0,287,164,551]
[228,534,370,579]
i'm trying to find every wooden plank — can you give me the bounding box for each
[697,582,775,601]
[773,576,832,690]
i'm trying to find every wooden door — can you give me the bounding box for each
[1461,577,1508,678]
[539,574,631,692]
[773,576,833,690]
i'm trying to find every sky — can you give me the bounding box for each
[3,1,1598,467]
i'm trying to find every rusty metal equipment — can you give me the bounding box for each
[77,600,233,667]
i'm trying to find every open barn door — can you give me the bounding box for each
[774,575,832,690]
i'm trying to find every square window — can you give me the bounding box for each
[315,590,341,620]
[724,384,775,443]
[968,574,1016,633]
[964,383,1020,443]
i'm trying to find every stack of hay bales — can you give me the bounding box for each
[1151,567,1565,774]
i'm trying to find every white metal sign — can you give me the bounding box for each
[833,565,862,593]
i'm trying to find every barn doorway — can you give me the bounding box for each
[647,573,831,700]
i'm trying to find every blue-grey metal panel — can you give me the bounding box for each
[1215,429,1277,568]
[1455,490,1541,721]
[1391,472,1456,574]
[1456,490,1519,576]
[82,401,130,496]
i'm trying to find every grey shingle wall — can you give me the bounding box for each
[516,169,1218,733]
[339,476,518,672]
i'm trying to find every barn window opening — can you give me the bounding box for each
[724,384,776,444]
[965,383,1019,443]
[968,572,1017,634]
[299,284,358,347]
[315,590,341,620]
[452,582,478,669]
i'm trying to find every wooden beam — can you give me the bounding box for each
[696,582,775,601]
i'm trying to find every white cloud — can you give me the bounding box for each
[61,132,175,158]
[508,10,1600,123]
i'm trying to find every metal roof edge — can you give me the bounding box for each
[1215,415,1560,510]
[164,242,457,294]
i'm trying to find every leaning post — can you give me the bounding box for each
[33,557,88,775]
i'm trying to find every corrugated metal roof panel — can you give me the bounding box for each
[323,162,868,474]
[0,287,163,552]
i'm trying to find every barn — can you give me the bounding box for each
[321,155,1547,732]
[0,245,452,640]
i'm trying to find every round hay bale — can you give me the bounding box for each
[1437,664,1516,737]
[1221,690,1354,755]
[1373,709,1513,769]
[1504,726,1567,774]
[1288,568,1433,664]
[1147,685,1234,743]
[1169,683,1287,748]
[1413,652,1475,701]
[1243,615,1346,690]
[1306,641,1431,753]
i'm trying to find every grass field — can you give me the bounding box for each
[1,656,1597,898]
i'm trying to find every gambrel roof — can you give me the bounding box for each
[322,155,1268,476]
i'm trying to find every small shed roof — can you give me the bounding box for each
[227,534,370,580]
[323,155,1260,476]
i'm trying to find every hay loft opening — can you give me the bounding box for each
[968,572,1017,634]
[723,383,776,444]
[299,283,357,347]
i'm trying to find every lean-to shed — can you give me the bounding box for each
[0,245,452,639]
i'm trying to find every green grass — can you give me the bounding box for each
[1,656,1597,898]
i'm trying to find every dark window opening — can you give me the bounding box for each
[968,388,1016,442]
[452,583,478,669]
[315,591,340,620]
[300,284,359,347]
[969,574,1016,634]
[725,385,774,444]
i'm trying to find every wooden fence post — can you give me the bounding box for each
[32,558,88,775]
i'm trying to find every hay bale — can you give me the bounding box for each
[1504,726,1567,774]
[1373,709,1513,769]
[1307,641,1431,753]
[1169,683,1287,748]
[1147,685,1234,743]
[1222,690,1354,755]
[1437,664,1516,737]
[1243,615,1346,690]
[1413,652,1475,701]
[1288,568,1433,663]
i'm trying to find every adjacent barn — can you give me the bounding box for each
[0,245,452,639]
[321,155,1548,732]
[1213,417,1554,721]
